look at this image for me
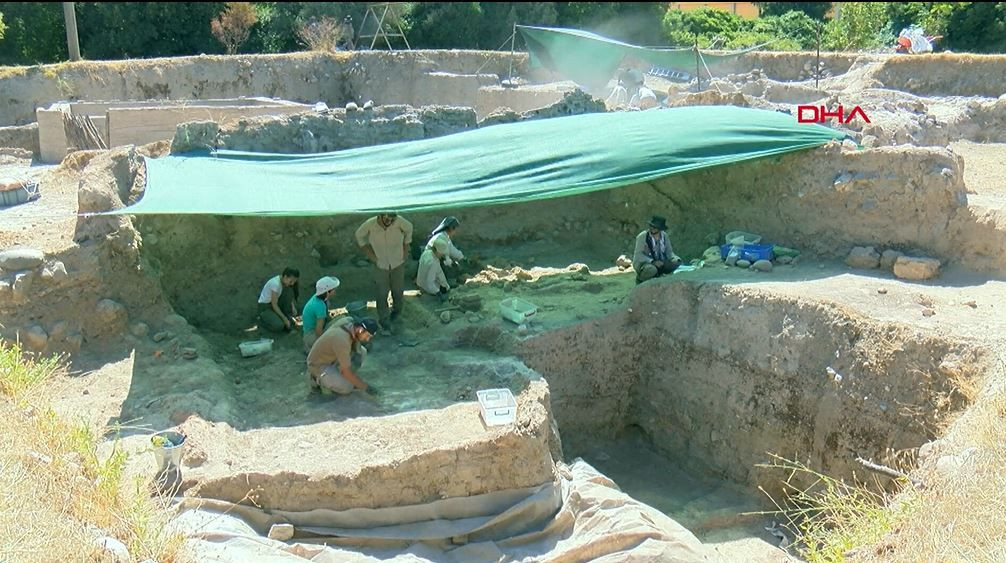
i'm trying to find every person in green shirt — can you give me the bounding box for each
[302,276,340,354]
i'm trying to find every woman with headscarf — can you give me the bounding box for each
[416,216,464,301]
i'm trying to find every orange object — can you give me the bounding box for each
[154,349,163,358]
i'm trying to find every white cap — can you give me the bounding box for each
[315,276,341,295]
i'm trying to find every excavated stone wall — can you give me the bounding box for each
[519,281,985,497]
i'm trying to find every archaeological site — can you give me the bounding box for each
[3,31,1006,563]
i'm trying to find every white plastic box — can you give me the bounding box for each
[477,388,517,426]
[239,338,273,357]
[499,298,537,324]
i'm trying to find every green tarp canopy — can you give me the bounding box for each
[518,25,748,91]
[113,106,845,217]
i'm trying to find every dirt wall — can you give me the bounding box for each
[521,281,985,497]
[0,124,39,157]
[0,51,529,127]
[874,54,1006,98]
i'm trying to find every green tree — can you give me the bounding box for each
[944,2,1006,53]
[821,1,892,51]
[74,3,227,59]
[1,11,7,40]
[0,2,68,64]
[407,2,485,48]
[755,2,832,21]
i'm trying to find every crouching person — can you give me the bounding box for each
[633,215,682,283]
[306,317,379,395]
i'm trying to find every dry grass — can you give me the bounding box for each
[0,341,184,562]
[759,353,1006,562]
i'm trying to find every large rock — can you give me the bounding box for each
[846,246,881,269]
[893,256,941,280]
[880,249,904,270]
[95,299,129,334]
[19,325,49,352]
[0,247,44,271]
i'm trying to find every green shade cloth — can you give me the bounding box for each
[113,106,845,217]
[518,25,747,91]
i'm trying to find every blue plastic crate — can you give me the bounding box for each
[720,243,774,262]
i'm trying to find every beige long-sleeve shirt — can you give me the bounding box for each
[355,216,413,270]
[632,230,675,271]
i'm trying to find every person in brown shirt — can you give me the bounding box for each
[306,317,378,395]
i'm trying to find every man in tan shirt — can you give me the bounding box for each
[355,212,413,332]
[306,317,378,395]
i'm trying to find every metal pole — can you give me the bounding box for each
[816,22,821,89]
[694,34,701,91]
[507,22,516,84]
[63,2,81,61]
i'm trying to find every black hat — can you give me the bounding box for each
[432,216,460,236]
[648,216,668,231]
[356,318,379,335]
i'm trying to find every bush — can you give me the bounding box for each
[663,7,817,51]
[211,2,258,54]
[821,2,893,51]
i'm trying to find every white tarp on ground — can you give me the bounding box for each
[172,459,710,562]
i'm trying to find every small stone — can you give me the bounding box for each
[467,313,480,323]
[181,347,198,360]
[752,259,773,272]
[131,322,150,338]
[49,321,69,340]
[363,100,374,110]
[0,247,44,270]
[162,314,188,330]
[517,324,529,336]
[440,311,451,324]
[893,256,941,280]
[880,249,903,270]
[19,325,49,351]
[346,102,359,111]
[846,246,881,269]
[94,537,130,563]
[615,255,632,269]
[736,259,751,268]
[12,272,33,302]
[515,269,533,281]
[95,299,128,332]
[459,294,483,312]
[776,255,793,265]
[583,281,604,293]
[152,331,174,343]
[877,288,888,295]
[963,300,977,308]
[268,523,295,541]
[922,308,936,317]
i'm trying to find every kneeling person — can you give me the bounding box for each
[306,317,378,395]
[633,215,682,283]
[302,276,340,354]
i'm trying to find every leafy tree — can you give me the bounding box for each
[211,2,258,54]
[944,2,1006,53]
[0,2,67,64]
[407,2,485,48]
[755,2,832,21]
[1,11,6,40]
[821,2,892,51]
[245,2,303,53]
[74,3,227,59]
[662,7,746,47]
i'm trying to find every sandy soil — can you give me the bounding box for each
[951,141,1006,209]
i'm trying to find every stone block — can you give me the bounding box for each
[893,256,940,280]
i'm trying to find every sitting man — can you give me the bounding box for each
[301,276,340,354]
[306,317,379,396]
[633,215,682,284]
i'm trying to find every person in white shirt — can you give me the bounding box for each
[416,216,464,301]
[257,267,301,332]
